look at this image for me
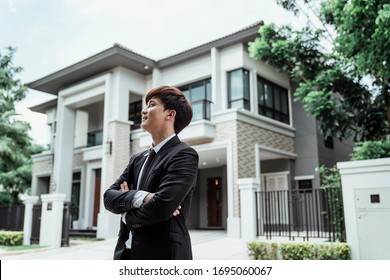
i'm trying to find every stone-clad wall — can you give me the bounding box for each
[237,121,294,178]
[106,121,131,187]
[214,119,294,218]
[32,157,53,176]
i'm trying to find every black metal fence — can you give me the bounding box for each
[0,205,25,231]
[1,201,70,246]
[256,188,345,242]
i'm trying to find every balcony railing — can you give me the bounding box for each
[87,130,103,147]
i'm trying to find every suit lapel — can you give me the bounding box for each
[138,136,181,190]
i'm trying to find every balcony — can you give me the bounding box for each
[87,130,103,147]
[132,119,215,147]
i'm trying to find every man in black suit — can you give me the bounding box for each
[104,86,199,260]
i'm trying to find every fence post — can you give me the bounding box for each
[238,178,259,242]
[21,195,39,245]
[40,193,66,248]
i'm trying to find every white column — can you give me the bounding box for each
[251,69,258,114]
[211,47,222,116]
[238,178,259,242]
[52,98,75,200]
[21,196,39,245]
[97,72,129,239]
[39,193,66,248]
[152,68,162,88]
[226,140,240,239]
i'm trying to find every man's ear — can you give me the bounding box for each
[166,110,176,119]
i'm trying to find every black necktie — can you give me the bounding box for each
[138,149,156,189]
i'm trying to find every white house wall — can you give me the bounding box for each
[74,110,88,148]
[243,49,290,89]
[161,54,211,86]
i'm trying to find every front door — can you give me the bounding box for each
[207,177,222,227]
[93,169,101,227]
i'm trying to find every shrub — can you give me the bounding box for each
[0,191,14,206]
[248,242,278,260]
[248,241,351,260]
[350,140,390,160]
[0,230,23,246]
[314,243,351,260]
[279,243,316,260]
[316,165,346,242]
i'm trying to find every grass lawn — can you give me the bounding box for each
[70,237,105,242]
[0,244,47,252]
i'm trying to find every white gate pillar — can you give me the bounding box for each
[338,158,390,260]
[21,195,39,245]
[238,178,259,241]
[39,193,66,248]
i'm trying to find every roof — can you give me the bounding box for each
[26,21,263,95]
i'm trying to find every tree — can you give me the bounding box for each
[249,0,390,141]
[0,47,43,204]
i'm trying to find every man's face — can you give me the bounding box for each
[141,97,168,133]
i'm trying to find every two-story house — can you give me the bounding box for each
[27,21,353,240]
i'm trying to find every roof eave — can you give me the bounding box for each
[26,45,156,95]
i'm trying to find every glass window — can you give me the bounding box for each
[87,130,103,147]
[228,68,250,110]
[298,180,312,193]
[257,76,290,124]
[71,172,81,221]
[178,78,212,121]
[324,136,334,149]
[129,100,142,129]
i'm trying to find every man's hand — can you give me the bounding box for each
[120,181,130,192]
[143,193,181,216]
[172,205,181,216]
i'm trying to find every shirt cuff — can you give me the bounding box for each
[132,190,149,208]
[121,212,127,224]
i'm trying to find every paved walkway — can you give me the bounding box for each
[0,230,249,260]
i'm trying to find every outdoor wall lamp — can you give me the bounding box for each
[105,141,113,155]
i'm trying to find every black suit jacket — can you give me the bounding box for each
[104,136,199,260]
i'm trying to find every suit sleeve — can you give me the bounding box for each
[125,147,198,229]
[103,158,139,214]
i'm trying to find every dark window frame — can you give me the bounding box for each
[227,68,251,110]
[179,78,212,121]
[298,179,313,193]
[129,100,143,129]
[257,76,290,124]
[324,136,334,149]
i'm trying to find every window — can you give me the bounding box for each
[87,130,103,147]
[298,180,312,193]
[324,136,334,149]
[227,68,250,110]
[257,76,289,124]
[179,79,212,121]
[71,172,81,221]
[129,100,143,129]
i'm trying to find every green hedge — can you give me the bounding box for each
[248,241,351,260]
[248,242,278,260]
[0,231,24,246]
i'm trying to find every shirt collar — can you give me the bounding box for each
[150,133,176,154]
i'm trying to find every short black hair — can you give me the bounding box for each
[145,86,193,134]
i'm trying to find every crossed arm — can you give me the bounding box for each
[119,181,181,217]
[104,148,198,230]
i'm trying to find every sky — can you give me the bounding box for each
[1,0,312,145]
